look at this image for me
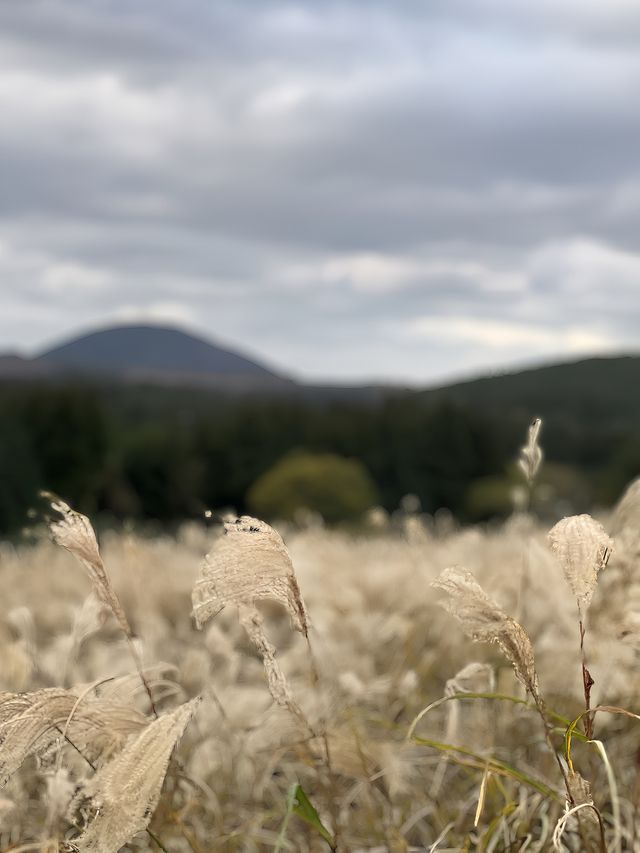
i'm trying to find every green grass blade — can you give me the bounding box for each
[407,691,584,742]
[413,735,560,801]
[286,784,336,850]
[564,704,640,769]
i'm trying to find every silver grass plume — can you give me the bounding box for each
[547,514,613,617]
[0,688,148,786]
[609,477,640,566]
[89,664,179,704]
[610,477,640,538]
[192,516,310,723]
[518,417,543,484]
[46,496,158,716]
[192,516,308,634]
[432,568,540,702]
[45,497,131,639]
[70,698,200,853]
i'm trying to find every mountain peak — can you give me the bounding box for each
[33,323,289,387]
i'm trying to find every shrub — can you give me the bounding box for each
[464,461,592,521]
[246,450,379,523]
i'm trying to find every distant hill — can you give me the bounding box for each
[0,324,638,423]
[0,354,51,379]
[0,324,292,391]
[422,355,640,425]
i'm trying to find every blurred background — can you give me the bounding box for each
[1,0,639,534]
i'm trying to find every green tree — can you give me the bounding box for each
[121,426,204,520]
[22,387,110,513]
[247,450,379,523]
[602,433,640,505]
[0,414,41,534]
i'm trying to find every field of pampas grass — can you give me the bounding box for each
[1,473,640,851]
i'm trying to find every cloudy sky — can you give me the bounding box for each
[1,0,639,384]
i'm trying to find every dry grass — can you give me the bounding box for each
[1,476,640,851]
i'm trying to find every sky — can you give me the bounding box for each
[0,0,639,384]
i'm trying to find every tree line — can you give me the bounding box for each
[0,383,637,535]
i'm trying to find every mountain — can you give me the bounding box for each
[14,324,292,390]
[1,323,638,420]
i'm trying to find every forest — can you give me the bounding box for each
[1,378,638,535]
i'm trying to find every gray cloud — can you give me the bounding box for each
[0,0,638,383]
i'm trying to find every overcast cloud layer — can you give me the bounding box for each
[0,0,639,383]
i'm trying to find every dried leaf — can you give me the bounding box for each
[71,698,200,853]
[192,516,308,634]
[548,514,613,616]
[566,769,599,826]
[432,568,539,701]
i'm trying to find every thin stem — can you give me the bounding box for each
[515,481,533,623]
[125,633,159,718]
[305,635,332,770]
[579,619,595,740]
[305,633,341,850]
[531,695,571,793]
[208,685,227,722]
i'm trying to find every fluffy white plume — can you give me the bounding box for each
[192,516,308,634]
[0,688,149,786]
[46,498,132,639]
[432,568,539,701]
[518,418,543,484]
[71,698,200,852]
[547,514,613,616]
